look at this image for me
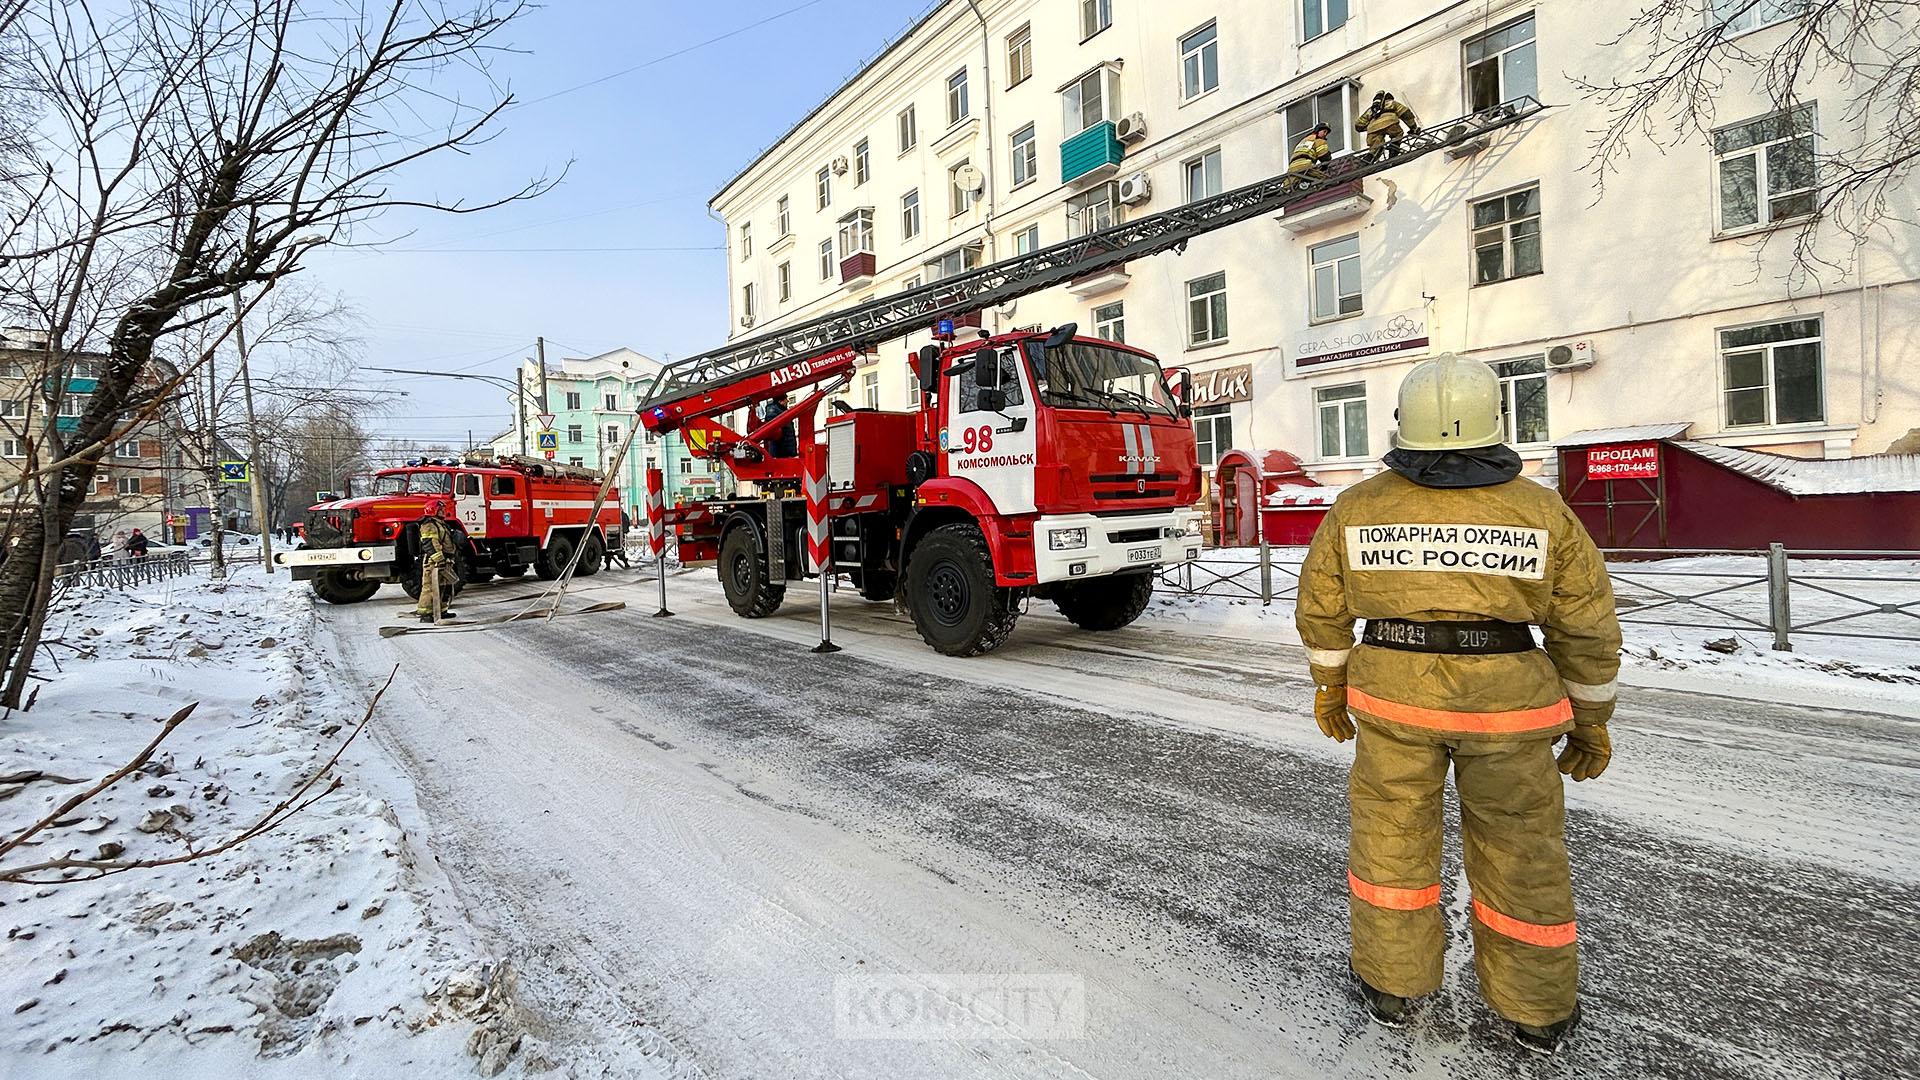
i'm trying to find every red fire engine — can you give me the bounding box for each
[275,454,623,604]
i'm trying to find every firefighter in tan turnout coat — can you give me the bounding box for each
[1296,354,1621,1056]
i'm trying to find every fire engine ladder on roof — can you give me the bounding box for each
[639,96,1546,415]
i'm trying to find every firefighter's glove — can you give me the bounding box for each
[1557,721,1612,782]
[1407,123,1422,136]
[1310,663,1355,744]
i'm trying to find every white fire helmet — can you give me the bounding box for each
[1393,353,1505,451]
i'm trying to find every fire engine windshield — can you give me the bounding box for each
[1028,340,1178,418]
[372,471,453,495]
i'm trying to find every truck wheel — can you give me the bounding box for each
[856,568,896,603]
[1052,572,1155,631]
[312,570,380,605]
[577,533,604,577]
[497,565,528,579]
[719,525,785,618]
[905,523,1019,656]
[536,534,575,580]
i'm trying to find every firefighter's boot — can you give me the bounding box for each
[1350,963,1412,1028]
[1511,1003,1581,1056]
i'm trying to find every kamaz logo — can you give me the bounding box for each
[1120,454,1160,466]
[769,360,815,387]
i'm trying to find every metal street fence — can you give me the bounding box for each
[1158,544,1920,650]
[52,551,195,591]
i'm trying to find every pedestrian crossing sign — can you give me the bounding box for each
[537,429,559,451]
[219,461,250,483]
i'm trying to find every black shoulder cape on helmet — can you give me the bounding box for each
[1382,444,1524,489]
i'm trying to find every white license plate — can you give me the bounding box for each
[1127,545,1163,564]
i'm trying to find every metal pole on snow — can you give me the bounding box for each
[646,466,671,618]
[1767,542,1793,652]
[804,427,839,654]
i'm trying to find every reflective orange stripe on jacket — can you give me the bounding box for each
[1348,871,1440,911]
[1473,898,1578,948]
[1347,688,1572,736]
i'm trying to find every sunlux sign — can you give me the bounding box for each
[1587,443,1661,480]
[1287,309,1430,376]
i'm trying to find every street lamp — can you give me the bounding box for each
[364,366,532,456]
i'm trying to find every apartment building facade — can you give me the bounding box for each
[710,0,1919,487]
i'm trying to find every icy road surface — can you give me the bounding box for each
[324,570,1919,1079]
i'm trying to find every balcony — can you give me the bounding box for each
[1275,179,1372,234]
[839,251,876,288]
[1061,121,1124,185]
[1066,266,1130,298]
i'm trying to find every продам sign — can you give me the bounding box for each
[1587,443,1660,481]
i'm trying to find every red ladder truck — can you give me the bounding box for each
[638,98,1544,656]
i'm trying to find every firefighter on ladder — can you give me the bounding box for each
[1285,121,1334,190]
[415,506,457,624]
[1296,354,1622,1057]
[1355,91,1421,159]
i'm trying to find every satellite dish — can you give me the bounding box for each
[956,164,986,194]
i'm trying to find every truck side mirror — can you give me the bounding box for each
[973,347,1008,411]
[975,387,1007,412]
[916,345,942,393]
[1169,367,1195,418]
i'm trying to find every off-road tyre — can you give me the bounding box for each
[496,564,529,579]
[576,532,604,577]
[402,546,467,606]
[1052,572,1155,631]
[536,534,575,581]
[719,524,786,618]
[311,570,380,605]
[856,568,897,603]
[905,523,1020,656]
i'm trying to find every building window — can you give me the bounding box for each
[898,105,917,152]
[679,457,693,475]
[947,68,970,126]
[1465,15,1537,112]
[949,159,973,218]
[1715,106,1816,233]
[116,439,140,459]
[567,424,583,444]
[1721,317,1824,428]
[819,239,835,280]
[778,262,793,302]
[838,208,874,258]
[1013,224,1040,255]
[862,370,880,409]
[1062,66,1119,136]
[604,392,619,410]
[1471,184,1542,284]
[1194,404,1232,467]
[58,395,85,417]
[901,190,922,240]
[1067,181,1119,237]
[1,438,21,458]
[1316,384,1368,459]
[925,244,982,281]
[605,425,621,446]
[1309,234,1362,321]
[742,283,756,322]
[570,457,585,468]
[1007,24,1033,87]
[1712,0,1806,35]
[1284,84,1355,158]
[738,221,752,260]
[118,475,142,497]
[776,195,791,237]
[1187,272,1229,347]
[1492,356,1550,445]
[816,166,832,210]
[1011,124,1038,188]
[1184,148,1223,203]
[901,275,921,292]
[1081,0,1112,40]
[1094,301,1125,343]
[1303,0,1349,41]
[565,391,582,410]
[852,138,871,186]
[1179,21,1220,100]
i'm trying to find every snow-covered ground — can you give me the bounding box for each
[0,568,544,1078]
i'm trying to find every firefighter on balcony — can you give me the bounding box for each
[1295,354,1621,1056]
[1355,90,1421,159]
[415,506,457,624]
[1285,121,1334,189]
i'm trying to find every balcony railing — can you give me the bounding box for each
[839,250,876,285]
[1061,121,1124,184]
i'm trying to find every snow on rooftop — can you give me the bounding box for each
[1555,422,1694,447]
[1675,442,1920,496]
[1264,486,1346,508]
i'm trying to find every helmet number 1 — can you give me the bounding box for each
[959,425,994,454]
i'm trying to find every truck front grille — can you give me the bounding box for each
[304,509,355,548]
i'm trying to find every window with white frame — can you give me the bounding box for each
[118,475,142,497]
[778,262,792,302]
[1062,65,1120,136]
[1721,317,1824,427]
[1067,181,1119,237]
[776,195,791,237]
[1193,404,1232,466]
[1302,0,1349,41]
[1284,83,1356,158]
[1316,383,1369,458]
[1711,0,1806,36]
[606,424,620,447]
[1184,148,1223,202]
[1187,272,1229,347]
[1180,22,1220,100]
[816,166,832,210]
[949,159,973,217]
[1081,0,1112,39]
[854,138,871,186]
[924,244,982,281]
[1492,356,1550,445]
[604,392,619,410]
[1007,24,1033,87]
[1309,234,1362,321]
[570,457,585,467]
[1471,184,1542,284]
[0,400,21,418]
[862,370,880,409]
[838,208,874,259]
[1,438,21,458]
[1715,106,1816,233]
[901,275,921,292]
[1465,15,1537,112]
[565,391,582,410]
[741,283,756,322]
[116,439,140,458]
[901,189,922,239]
[898,105,917,152]
[738,221,752,260]
[58,395,84,417]
[947,68,970,126]
[1013,224,1040,255]
[567,424,583,444]
[819,239,835,280]
[1093,301,1126,343]
[1011,124,1038,188]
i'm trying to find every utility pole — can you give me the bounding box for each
[535,337,550,414]
[516,368,529,456]
[234,290,274,573]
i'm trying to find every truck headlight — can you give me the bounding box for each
[1048,527,1088,551]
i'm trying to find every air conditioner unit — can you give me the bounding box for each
[1546,340,1597,371]
[1117,173,1152,205]
[831,155,850,175]
[1116,112,1148,144]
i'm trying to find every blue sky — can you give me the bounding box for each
[305,0,932,452]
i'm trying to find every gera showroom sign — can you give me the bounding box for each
[1288,309,1431,375]
[1587,443,1661,480]
[1190,364,1252,407]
